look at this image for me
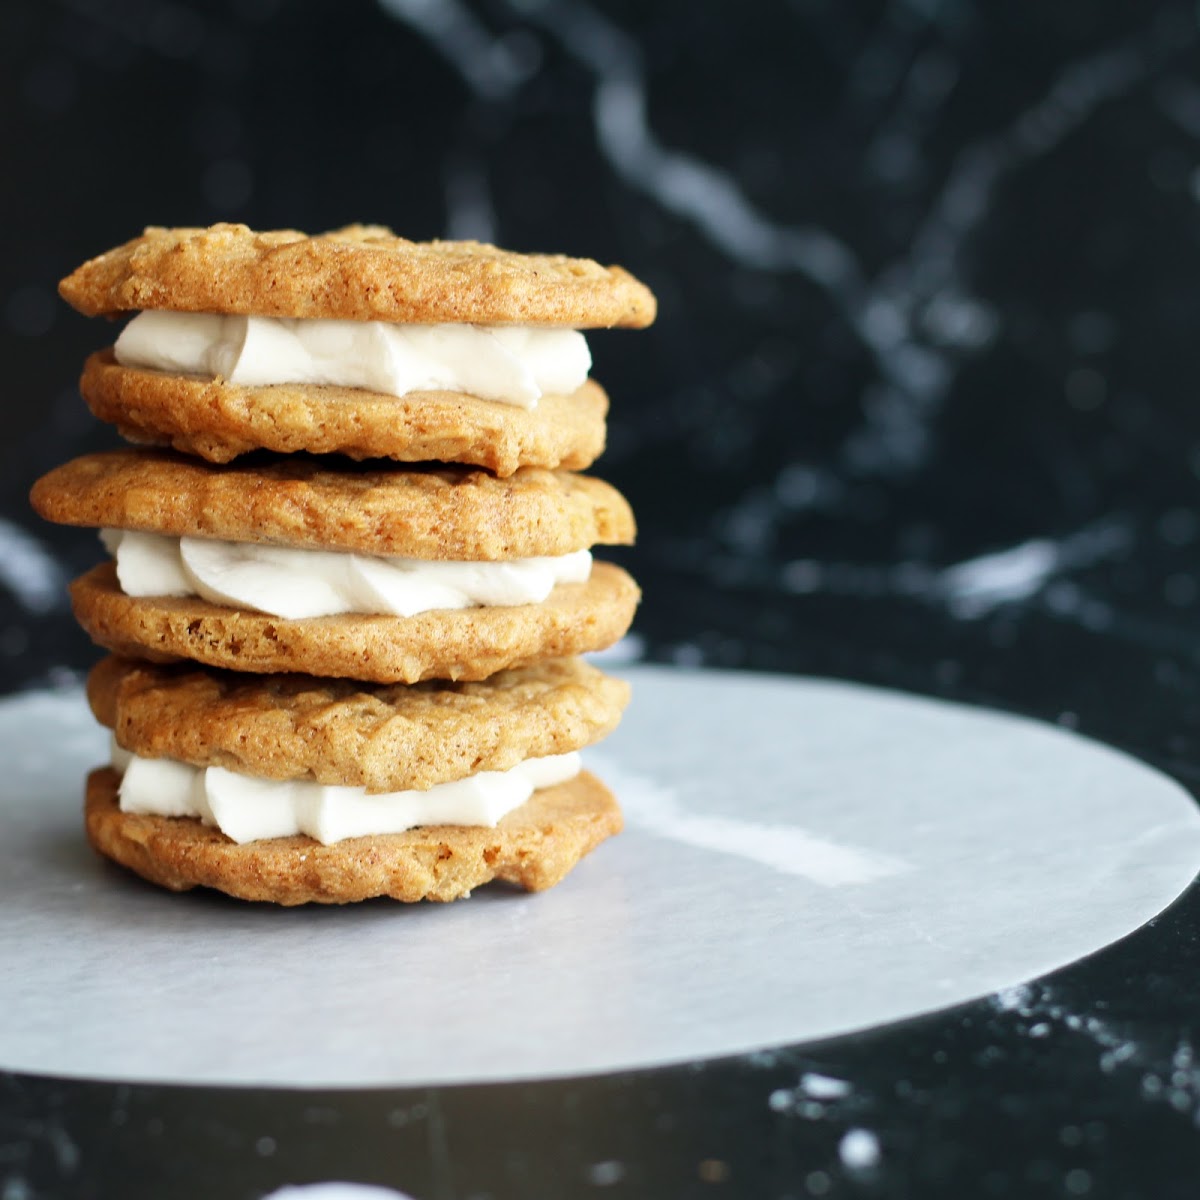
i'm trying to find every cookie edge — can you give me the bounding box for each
[79,350,609,475]
[85,766,623,903]
[59,224,657,329]
[70,560,640,683]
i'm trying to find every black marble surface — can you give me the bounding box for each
[5,1,1200,1196]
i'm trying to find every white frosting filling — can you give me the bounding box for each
[113,311,591,409]
[100,529,592,620]
[111,741,582,845]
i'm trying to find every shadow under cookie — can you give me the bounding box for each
[85,767,623,904]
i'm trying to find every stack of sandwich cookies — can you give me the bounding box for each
[36,223,655,903]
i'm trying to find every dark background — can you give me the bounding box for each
[6,0,1200,709]
[7,2,1200,1197]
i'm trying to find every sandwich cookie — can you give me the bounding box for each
[40,223,656,906]
[60,224,657,473]
[86,654,629,903]
[32,448,640,682]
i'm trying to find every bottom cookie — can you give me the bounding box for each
[85,766,622,904]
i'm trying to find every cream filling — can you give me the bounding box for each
[112,741,582,845]
[100,529,592,620]
[113,311,592,409]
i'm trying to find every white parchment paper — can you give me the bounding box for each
[3,666,1198,1088]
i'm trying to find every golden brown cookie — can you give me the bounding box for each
[89,654,630,793]
[32,449,635,559]
[79,350,608,475]
[71,560,639,683]
[85,766,623,903]
[59,224,657,328]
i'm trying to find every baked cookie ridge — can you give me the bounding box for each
[70,560,640,683]
[59,224,657,328]
[86,767,624,904]
[89,654,631,793]
[32,449,636,559]
[79,350,609,474]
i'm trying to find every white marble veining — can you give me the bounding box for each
[368,0,1200,663]
[0,518,64,614]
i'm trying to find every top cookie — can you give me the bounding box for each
[59,224,657,329]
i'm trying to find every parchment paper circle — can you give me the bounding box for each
[3,667,1198,1087]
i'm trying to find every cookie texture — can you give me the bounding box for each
[59,224,657,329]
[71,561,640,683]
[86,766,622,903]
[89,654,630,793]
[32,449,636,559]
[80,351,608,475]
